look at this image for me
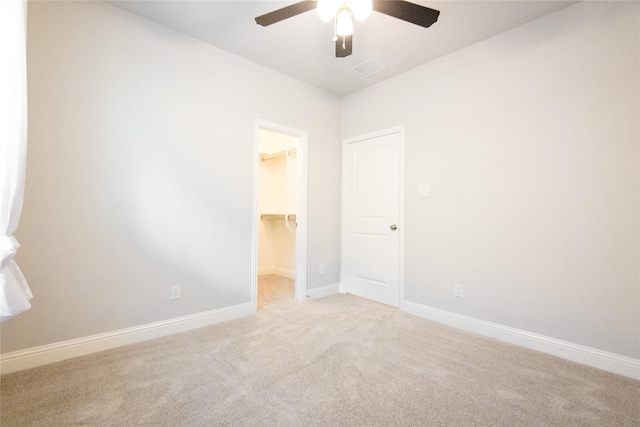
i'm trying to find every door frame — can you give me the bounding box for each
[340,125,405,307]
[252,119,308,310]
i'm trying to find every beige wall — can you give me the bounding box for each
[1,0,341,353]
[342,1,639,358]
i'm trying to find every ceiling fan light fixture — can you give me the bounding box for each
[349,0,372,21]
[335,7,353,36]
[317,0,339,22]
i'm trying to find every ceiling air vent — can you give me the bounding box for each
[351,59,386,78]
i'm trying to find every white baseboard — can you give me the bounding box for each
[306,283,340,299]
[402,300,640,380]
[0,302,255,375]
[258,267,295,280]
[258,266,275,276]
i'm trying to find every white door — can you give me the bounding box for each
[343,130,401,306]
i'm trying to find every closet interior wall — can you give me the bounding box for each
[258,130,297,279]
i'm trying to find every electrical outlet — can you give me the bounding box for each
[171,285,181,300]
[319,264,325,274]
[454,284,464,298]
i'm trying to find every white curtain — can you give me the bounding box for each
[1,0,32,322]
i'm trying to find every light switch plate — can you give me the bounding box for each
[418,185,430,198]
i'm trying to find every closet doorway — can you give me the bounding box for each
[252,120,307,310]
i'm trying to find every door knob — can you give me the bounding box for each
[390,224,398,231]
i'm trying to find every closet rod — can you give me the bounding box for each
[260,214,297,221]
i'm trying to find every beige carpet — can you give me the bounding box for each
[1,275,638,426]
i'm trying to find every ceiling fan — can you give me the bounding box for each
[255,0,440,58]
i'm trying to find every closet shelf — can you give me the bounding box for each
[260,148,297,162]
[261,214,296,221]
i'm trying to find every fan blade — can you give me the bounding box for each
[255,1,317,26]
[336,35,353,58]
[372,0,440,28]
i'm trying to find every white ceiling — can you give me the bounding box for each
[107,0,577,96]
